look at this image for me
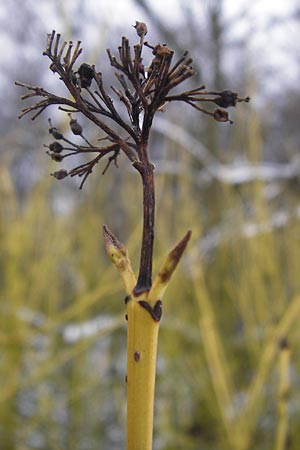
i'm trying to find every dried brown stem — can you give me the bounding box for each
[133,158,155,294]
[17,26,249,296]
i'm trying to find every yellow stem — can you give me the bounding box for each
[103,225,191,450]
[274,339,290,450]
[126,295,160,450]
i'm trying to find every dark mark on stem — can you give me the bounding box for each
[138,300,162,321]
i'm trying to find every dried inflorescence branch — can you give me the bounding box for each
[16,23,249,187]
[16,22,249,293]
[45,116,121,188]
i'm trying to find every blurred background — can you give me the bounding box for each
[1,0,300,449]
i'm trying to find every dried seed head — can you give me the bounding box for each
[213,90,238,108]
[68,113,82,135]
[213,108,233,124]
[48,118,63,139]
[16,26,250,192]
[49,141,64,153]
[152,43,173,58]
[133,21,147,37]
[78,63,94,88]
[49,127,63,140]
[50,152,64,162]
[51,169,68,180]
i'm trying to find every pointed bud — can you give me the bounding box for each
[147,230,192,302]
[102,224,136,294]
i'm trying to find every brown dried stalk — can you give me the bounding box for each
[16,22,249,294]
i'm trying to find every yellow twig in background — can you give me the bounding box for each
[274,338,290,450]
[189,251,236,449]
[235,296,299,450]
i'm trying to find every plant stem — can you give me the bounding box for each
[133,141,155,295]
[126,297,160,450]
[104,226,192,450]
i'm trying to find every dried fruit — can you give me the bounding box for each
[78,63,94,88]
[50,152,63,162]
[49,141,63,153]
[68,114,82,135]
[213,108,233,124]
[133,21,147,37]
[51,169,68,180]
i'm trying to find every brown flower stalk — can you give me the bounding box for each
[16,22,249,302]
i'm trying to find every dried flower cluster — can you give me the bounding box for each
[16,22,249,293]
[16,22,249,188]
